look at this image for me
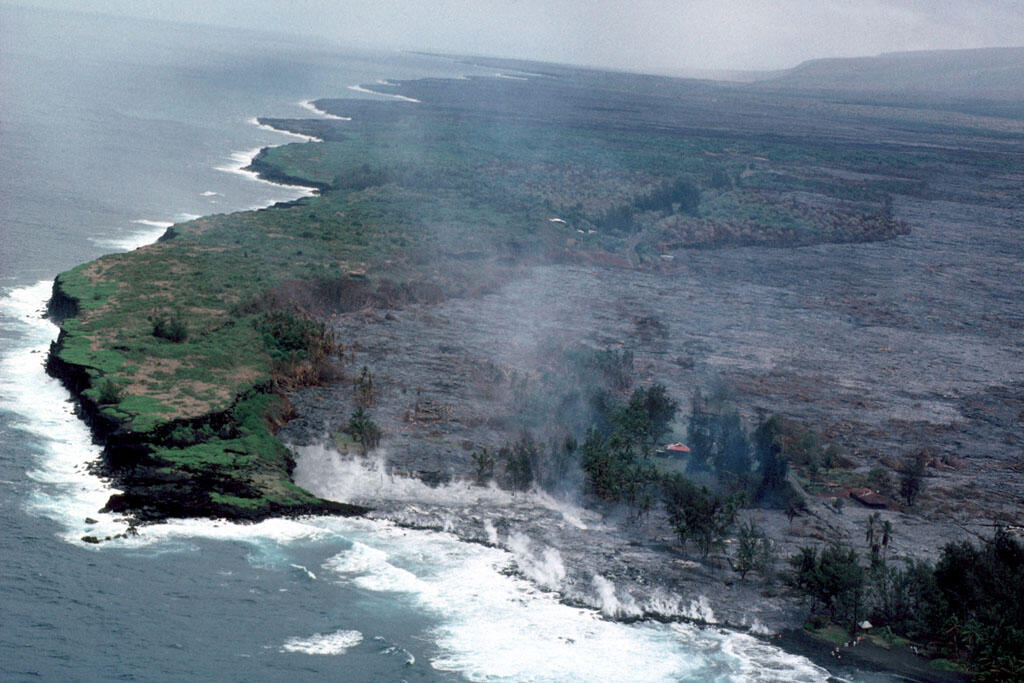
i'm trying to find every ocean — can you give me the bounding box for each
[0,6,833,680]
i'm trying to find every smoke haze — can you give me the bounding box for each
[10,0,1024,72]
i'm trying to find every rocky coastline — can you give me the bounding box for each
[44,276,368,523]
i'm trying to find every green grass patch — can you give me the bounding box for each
[929,658,968,672]
[153,441,252,470]
[208,493,267,510]
[811,624,852,646]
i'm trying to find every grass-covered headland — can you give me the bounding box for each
[49,62,982,523]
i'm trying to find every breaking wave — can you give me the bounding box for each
[318,518,829,681]
[281,629,363,655]
[298,99,352,120]
[347,84,421,103]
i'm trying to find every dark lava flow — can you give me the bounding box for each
[281,176,1023,631]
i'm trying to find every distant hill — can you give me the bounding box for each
[759,47,1024,100]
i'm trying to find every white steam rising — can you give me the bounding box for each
[591,573,641,618]
[506,532,567,591]
[293,444,595,530]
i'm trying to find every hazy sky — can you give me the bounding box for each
[10,0,1024,72]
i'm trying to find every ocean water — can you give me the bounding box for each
[0,6,833,680]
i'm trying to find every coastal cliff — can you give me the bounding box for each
[45,264,368,522]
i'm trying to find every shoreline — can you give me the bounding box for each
[346,83,422,102]
[37,105,342,527]
[0,281,125,543]
[234,83,979,677]
[249,116,323,143]
[215,146,319,197]
[298,99,352,120]
[289,445,958,682]
[22,89,839,667]
[777,628,969,683]
[44,272,369,524]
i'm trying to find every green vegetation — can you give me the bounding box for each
[790,543,867,636]
[96,377,124,405]
[344,407,383,455]
[900,449,928,506]
[581,427,657,509]
[682,395,801,509]
[662,474,742,558]
[501,435,538,495]
[151,311,188,343]
[577,384,678,512]
[470,447,495,486]
[790,529,1024,679]
[732,520,776,581]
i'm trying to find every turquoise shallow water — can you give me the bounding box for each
[0,7,835,680]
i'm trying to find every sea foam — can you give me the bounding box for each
[326,520,710,681]
[298,99,352,120]
[347,84,421,103]
[0,281,126,544]
[216,143,317,199]
[281,629,363,655]
[314,518,830,682]
[249,116,323,142]
[91,219,172,251]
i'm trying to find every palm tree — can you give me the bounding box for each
[865,512,881,556]
[865,512,879,545]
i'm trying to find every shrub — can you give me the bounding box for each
[354,366,375,408]
[867,557,937,636]
[900,450,928,506]
[581,428,657,508]
[753,414,788,504]
[256,309,339,390]
[785,486,808,523]
[633,176,701,215]
[822,443,843,469]
[470,447,495,485]
[152,312,188,342]
[96,377,123,404]
[867,466,893,496]
[611,383,678,449]
[789,543,865,635]
[502,434,539,495]
[707,167,734,191]
[687,391,755,485]
[662,473,741,558]
[732,520,775,580]
[255,310,329,360]
[345,407,382,455]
